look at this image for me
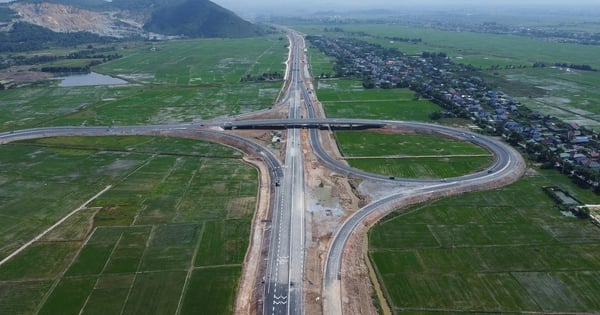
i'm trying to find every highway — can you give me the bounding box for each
[285,29,525,315]
[262,31,306,315]
[214,118,517,184]
[0,29,527,315]
[320,128,524,314]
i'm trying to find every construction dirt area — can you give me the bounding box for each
[301,128,382,315]
[227,96,526,314]
[227,92,388,314]
[231,128,384,315]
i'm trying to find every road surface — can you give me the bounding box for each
[263,31,306,315]
[0,29,526,315]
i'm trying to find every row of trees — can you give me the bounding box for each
[1,46,123,74]
[0,22,115,53]
[40,60,103,73]
[384,36,422,43]
[240,72,283,83]
[533,62,597,71]
[323,27,422,44]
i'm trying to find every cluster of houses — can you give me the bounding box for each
[309,35,600,187]
[396,19,600,46]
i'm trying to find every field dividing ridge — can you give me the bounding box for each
[0,185,112,267]
[175,221,204,315]
[369,170,600,313]
[0,136,259,315]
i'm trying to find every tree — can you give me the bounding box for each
[579,207,590,218]
[506,131,525,146]
[362,77,375,89]
[429,111,443,120]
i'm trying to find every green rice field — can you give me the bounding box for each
[317,80,441,122]
[335,131,493,178]
[298,24,600,69]
[301,23,600,129]
[369,168,600,313]
[0,136,257,315]
[95,37,287,85]
[0,36,288,131]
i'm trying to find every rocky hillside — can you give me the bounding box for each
[10,2,143,37]
[3,0,264,38]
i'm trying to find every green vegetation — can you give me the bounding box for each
[302,23,600,128]
[485,67,600,129]
[1,0,265,48]
[347,156,492,179]
[121,271,187,315]
[0,242,80,280]
[312,62,491,179]
[38,277,97,315]
[298,24,600,68]
[180,267,242,315]
[0,136,258,314]
[0,6,16,22]
[0,22,114,53]
[0,281,52,315]
[370,168,600,313]
[317,80,441,121]
[336,132,488,157]
[195,220,251,266]
[307,45,336,78]
[335,131,492,178]
[0,36,287,131]
[144,0,266,38]
[95,37,286,85]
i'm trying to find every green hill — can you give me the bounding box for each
[10,0,266,39]
[143,0,265,38]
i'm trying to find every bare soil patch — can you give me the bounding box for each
[302,128,378,315]
[0,67,53,85]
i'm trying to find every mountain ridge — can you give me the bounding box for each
[3,0,265,38]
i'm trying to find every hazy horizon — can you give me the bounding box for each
[0,0,599,15]
[0,0,598,7]
[212,0,600,15]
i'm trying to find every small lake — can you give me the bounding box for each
[58,72,129,87]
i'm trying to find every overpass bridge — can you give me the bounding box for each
[217,118,386,130]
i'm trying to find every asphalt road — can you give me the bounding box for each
[0,127,283,180]
[263,32,306,315]
[287,29,524,315]
[320,127,524,314]
[0,29,526,315]
[212,118,517,183]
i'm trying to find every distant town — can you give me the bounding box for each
[309,34,600,194]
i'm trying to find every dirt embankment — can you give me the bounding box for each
[300,68,381,314]
[301,125,383,315]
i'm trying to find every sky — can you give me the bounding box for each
[0,0,598,13]
[0,0,596,5]
[212,0,600,15]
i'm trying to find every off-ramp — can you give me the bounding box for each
[0,30,526,315]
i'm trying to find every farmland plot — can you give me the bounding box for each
[0,136,258,315]
[370,169,600,313]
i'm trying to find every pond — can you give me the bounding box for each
[58,72,129,87]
